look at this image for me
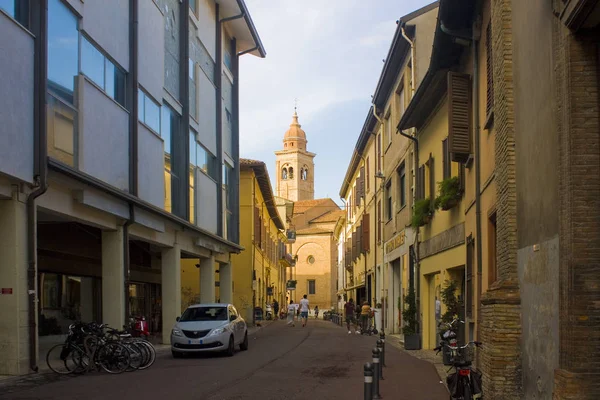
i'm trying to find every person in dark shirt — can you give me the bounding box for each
[344,298,359,334]
[273,300,279,320]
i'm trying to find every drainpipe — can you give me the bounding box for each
[124,0,139,324]
[251,176,256,325]
[371,107,384,321]
[27,0,48,372]
[28,0,49,373]
[400,23,416,97]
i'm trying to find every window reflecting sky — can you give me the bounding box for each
[48,0,78,99]
[0,0,15,16]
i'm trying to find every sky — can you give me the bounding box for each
[239,0,436,204]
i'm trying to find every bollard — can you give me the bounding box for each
[372,348,382,399]
[376,340,384,380]
[364,362,373,400]
[379,331,386,367]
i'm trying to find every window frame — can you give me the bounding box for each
[398,162,406,209]
[80,34,127,108]
[138,88,161,134]
[308,279,316,295]
[385,180,392,222]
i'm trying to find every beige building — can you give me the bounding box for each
[274,112,341,310]
[275,112,316,202]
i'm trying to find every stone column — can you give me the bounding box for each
[0,197,29,375]
[219,262,233,304]
[102,227,125,330]
[161,243,181,344]
[199,255,216,303]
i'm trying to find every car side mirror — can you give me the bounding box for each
[176,316,180,322]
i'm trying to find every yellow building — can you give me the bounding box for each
[339,115,378,309]
[181,158,286,324]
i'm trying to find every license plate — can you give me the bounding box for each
[188,339,203,344]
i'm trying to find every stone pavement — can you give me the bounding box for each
[0,319,448,400]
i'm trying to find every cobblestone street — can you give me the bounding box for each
[0,320,448,400]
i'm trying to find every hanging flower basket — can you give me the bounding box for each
[434,176,462,211]
[411,198,433,228]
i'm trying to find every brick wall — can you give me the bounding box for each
[479,0,523,398]
[553,10,600,399]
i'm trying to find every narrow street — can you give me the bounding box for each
[0,320,448,400]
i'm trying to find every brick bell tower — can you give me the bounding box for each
[274,109,316,202]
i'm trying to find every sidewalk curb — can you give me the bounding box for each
[386,337,449,392]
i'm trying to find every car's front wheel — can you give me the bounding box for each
[240,331,248,351]
[225,336,235,357]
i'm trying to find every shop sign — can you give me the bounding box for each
[385,230,405,254]
[1,288,12,295]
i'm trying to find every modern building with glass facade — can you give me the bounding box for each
[0,0,264,376]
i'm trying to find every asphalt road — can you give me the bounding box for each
[0,320,448,400]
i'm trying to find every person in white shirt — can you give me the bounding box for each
[299,294,310,327]
[287,300,297,327]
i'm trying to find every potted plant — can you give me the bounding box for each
[402,287,420,350]
[411,198,433,228]
[434,176,462,211]
[440,279,459,324]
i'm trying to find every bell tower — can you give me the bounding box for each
[274,110,316,201]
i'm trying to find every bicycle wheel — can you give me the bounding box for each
[96,342,130,374]
[124,342,143,372]
[46,343,87,375]
[136,340,156,370]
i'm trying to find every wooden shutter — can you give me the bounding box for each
[360,166,365,202]
[254,207,260,244]
[442,138,450,180]
[362,213,370,252]
[352,232,357,261]
[377,200,382,243]
[366,157,370,192]
[357,224,362,257]
[448,71,472,163]
[345,240,352,269]
[428,155,435,201]
[417,165,425,200]
[486,21,493,117]
[261,220,266,250]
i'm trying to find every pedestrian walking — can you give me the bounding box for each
[286,300,296,327]
[344,298,359,334]
[273,299,279,320]
[314,305,319,319]
[299,294,310,327]
[360,301,371,333]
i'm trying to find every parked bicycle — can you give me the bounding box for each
[46,321,156,375]
[434,340,483,400]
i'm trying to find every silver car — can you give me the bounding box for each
[170,303,248,358]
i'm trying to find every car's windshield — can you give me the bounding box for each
[180,306,228,322]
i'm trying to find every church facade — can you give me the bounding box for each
[275,112,343,311]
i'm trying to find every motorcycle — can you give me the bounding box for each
[265,303,273,320]
[127,315,150,338]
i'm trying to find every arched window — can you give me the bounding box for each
[282,168,288,180]
[289,167,294,179]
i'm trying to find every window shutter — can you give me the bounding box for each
[366,157,370,192]
[428,155,435,201]
[357,224,362,256]
[448,71,472,163]
[377,200,382,243]
[345,240,352,269]
[360,166,365,201]
[254,207,260,244]
[362,213,370,252]
[486,21,493,117]
[261,220,266,250]
[417,165,425,200]
[352,231,357,260]
[442,138,450,180]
